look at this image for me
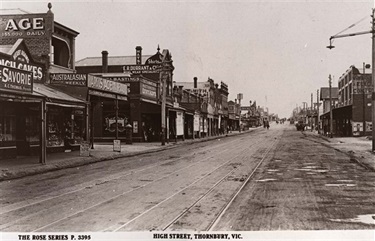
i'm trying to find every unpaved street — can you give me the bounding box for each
[1,124,374,232]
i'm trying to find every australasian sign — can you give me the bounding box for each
[50,73,87,86]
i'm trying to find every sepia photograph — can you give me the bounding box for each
[0,0,374,240]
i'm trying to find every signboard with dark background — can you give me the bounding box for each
[0,13,53,59]
[0,64,33,93]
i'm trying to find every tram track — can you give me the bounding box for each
[109,131,281,231]
[1,137,246,231]
[0,136,243,215]
[206,137,278,231]
[1,131,269,232]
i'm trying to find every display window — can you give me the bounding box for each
[64,109,85,145]
[25,107,40,143]
[0,104,16,143]
[102,101,129,137]
[47,106,64,147]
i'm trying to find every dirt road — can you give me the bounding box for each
[1,124,374,232]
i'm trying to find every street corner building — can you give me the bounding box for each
[0,6,90,162]
[0,3,244,164]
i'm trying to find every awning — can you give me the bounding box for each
[33,83,87,107]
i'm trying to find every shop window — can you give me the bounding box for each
[25,114,40,143]
[0,105,16,142]
[64,109,85,146]
[47,107,64,147]
[102,101,129,137]
[0,116,16,142]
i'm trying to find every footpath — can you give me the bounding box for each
[1,127,374,181]
[0,130,249,181]
[304,130,375,172]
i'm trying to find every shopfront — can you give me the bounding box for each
[87,75,129,142]
[0,43,42,160]
[0,48,87,159]
[127,76,161,142]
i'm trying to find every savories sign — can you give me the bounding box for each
[50,73,87,86]
[87,74,127,96]
[0,65,32,93]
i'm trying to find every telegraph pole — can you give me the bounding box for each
[372,8,375,151]
[317,89,320,134]
[329,74,333,138]
[161,69,167,146]
[311,93,313,131]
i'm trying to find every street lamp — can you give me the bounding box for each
[327,8,375,151]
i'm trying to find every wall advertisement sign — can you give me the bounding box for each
[0,65,33,93]
[194,114,200,132]
[0,14,53,58]
[0,52,43,82]
[1,14,49,38]
[50,73,87,86]
[87,74,127,96]
[133,121,138,134]
[176,111,184,136]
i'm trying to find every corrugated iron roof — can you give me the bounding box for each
[76,55,153,67]
[33,83,86,104]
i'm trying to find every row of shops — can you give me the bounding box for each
[318,66,373,137]
[0,6,243,161]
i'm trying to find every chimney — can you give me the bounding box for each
[136,46,142,64]
[101,50,108,73]
[194,77,198,88]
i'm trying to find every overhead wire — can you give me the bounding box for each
[332,15,369,37]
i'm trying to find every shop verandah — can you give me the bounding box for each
[320,105,352,137]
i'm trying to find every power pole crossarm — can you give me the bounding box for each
[330,30,373,40]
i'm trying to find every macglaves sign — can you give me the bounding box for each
[0,65,32,93]
[87,74,127,96]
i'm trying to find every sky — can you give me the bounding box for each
[1,0,374,118]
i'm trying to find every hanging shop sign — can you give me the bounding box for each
[0,65,33,93]
[87,74,127,96]
[194,114,200,132]
[141,84,157,98]
[50,73,87,86]
[176,111,184,136]
[140,79,158,99]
